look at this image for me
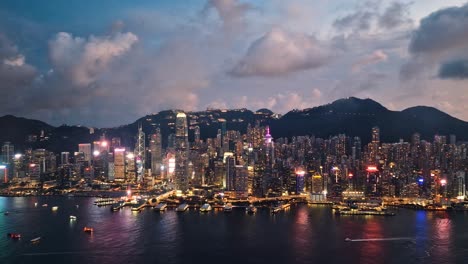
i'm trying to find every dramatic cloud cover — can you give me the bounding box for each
[231,28,329,77]
[0,0,468,126]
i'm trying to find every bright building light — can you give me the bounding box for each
[93,150,100,157]
[0,165,6,169]
[14,154,22,159]
[126,153,134,159]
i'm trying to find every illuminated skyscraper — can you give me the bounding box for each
[78,143,92,163]
[175,112,189,191]
[150,128,162,176]
[134,124,145,182]
[114,148,126,181]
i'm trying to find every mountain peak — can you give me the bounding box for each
[329,97,388,112]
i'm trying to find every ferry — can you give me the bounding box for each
[246,204,257,214]
[271,202,291,214]
[200,203,212,212]
[223,203,233,213]
[154,203,167,211]
[7,233,21,239]
[176,203,189,212]
[42,204,48,207]
[70,215,77,220]
[83,227,94,233]
[51,206,59,211]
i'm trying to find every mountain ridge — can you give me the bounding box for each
[1,97,467,153]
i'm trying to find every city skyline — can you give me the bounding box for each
[1,0,468,126]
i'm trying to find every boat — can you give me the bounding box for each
[51,206,59,211]
[42,204,48,207]
[7,233,21,239]
[83,227,94,233]
[70,215,77,220]
[223,203,233,213]
[154,203,167,211]
[34,202,38,207]
[345,238,352,242]
[76,205,79,208]
[246,204,257,214]
[271,202,291,214]
[176,203,189,212]
[30,237,41,243]
[4,211,9,216]
[200,203,212,212]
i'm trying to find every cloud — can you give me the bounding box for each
[352,50,388,72]
[438,60,468,79]
[231,28,329,77]
[378,2,413,29]
[409,4,468,55]
[203,0,252,32]
[403,3,468,80]
[333,10,375,32]
[333,1,412,33]
[49,32,138,86]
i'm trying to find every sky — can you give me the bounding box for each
[0,0,468,127]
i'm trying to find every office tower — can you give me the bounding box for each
[456,171,466,198]
[111,137,121,148]
[225,155,236,190]
[78,143,92,163]
[194,126,200,143]
[369,127,380,163]
[234,165,248,198]
[1,142,14,164]
[150,128,162,176]
[126,151,136,181]
[134,124,145,182]
[61,152,70,165]
[114,148,126,181]
[450,134,456,145]
[175,112,189,191]
[311,173,324,194]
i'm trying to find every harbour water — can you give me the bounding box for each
[1,196,467,264]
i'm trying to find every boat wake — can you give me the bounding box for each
[345,237,415,242]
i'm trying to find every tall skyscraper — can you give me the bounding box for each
[78,143,92,163]
[61,152,70,165]
[114,148,126,181]
[175,112,189,191]
[150,128,162,176]
[134,124,145,182]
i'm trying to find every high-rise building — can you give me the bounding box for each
[175,112,189,191]
[78,143,92,163]
[1,142,14,164]
[150,128,162,176]
[114,148,126,181]
[61,152,70,165]
[134,124,145,182]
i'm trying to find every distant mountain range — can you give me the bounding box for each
[1,97,468,153]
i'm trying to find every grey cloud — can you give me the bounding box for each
[439,60,468,79]
[403,4,468,80]
[231,28,329,77]
[378,2,412,29]
[333,11,375,32]
[409,4,468,55]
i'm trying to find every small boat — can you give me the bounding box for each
[34,202,38,207]
[42,204,48,207]
[70,215,77,220]
[83,227,94,233]
[4,211,9,216]
[7,233,21,239]
[345,238,352,242]
[51,206,59,211]
[200,203,212,212]
[154,203,167,211]
[246,204,257,214]
[76,205,79,208]
[30,237,41,243]
[176,203,189,212]
[224,203,233,213]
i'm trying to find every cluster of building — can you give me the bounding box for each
[1,111,468,200]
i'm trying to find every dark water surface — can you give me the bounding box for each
[1,197,467,264]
